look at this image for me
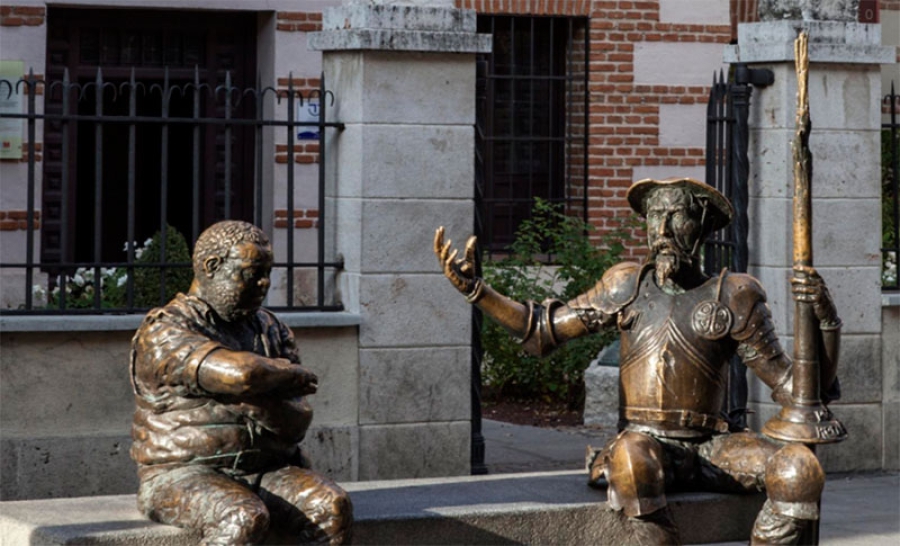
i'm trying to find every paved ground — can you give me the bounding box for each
[481,419,900,545]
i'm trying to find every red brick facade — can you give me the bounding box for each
[455,0,733,257]
[0,5,45,26]
[0,210,40,231]
[274,208,319,230]
[276,11,323,33]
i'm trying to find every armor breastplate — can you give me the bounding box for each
[618,271,737,437]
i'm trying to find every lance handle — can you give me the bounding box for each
[793,32,813,268]
[763,31,846,444]
[791,31,820,405]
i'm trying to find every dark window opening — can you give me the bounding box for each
[475,16,588,256]
[42,8,257,268]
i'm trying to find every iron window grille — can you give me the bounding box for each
[0,70,344,315]
[474,15,589,259]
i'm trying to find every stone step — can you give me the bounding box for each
[0,470,765,545]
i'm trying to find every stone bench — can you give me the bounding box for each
[0,470,764,545]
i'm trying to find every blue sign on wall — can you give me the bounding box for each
[297,99,320,140]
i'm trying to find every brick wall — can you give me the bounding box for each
[275,11,323,33]
[0,211,40,231]
[458,0,731,259]
[0,6,45,27]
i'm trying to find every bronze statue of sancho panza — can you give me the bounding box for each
[435,175,843,543]
[130,220,352,545]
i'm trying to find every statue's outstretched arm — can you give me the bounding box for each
[433,227,591,357]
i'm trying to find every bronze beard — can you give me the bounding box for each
[651,240,693,286]
[203,279,255,322]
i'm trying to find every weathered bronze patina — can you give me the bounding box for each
[436,177,839,543]
[435,29,845,546]
[762,31,847,445]
[130,220,352,545]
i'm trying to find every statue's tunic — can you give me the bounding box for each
[130,293,312,479]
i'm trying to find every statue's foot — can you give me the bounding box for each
[751,499,813,545]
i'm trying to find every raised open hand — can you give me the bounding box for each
[434,226,479,296]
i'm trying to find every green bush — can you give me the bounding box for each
[480,198,637,408]
[133,225,193,308]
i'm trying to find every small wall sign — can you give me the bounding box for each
[296,99,320,140]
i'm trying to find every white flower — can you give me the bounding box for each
[32,285,46,298]
[72,273,85,287]
[117,275,127,288]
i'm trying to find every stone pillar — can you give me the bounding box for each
[309,1,490,480]
[725,17,894,471]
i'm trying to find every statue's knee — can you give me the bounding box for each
[211,497,271,545]
[319,488,353,544]
[606,431,667,517]
[764,443,824,520]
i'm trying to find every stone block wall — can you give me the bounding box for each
[310,2,490,480]
[0,323,360,501]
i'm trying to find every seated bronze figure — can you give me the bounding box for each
[130,220,352,545]
[435,177,842,544]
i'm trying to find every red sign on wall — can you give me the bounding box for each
[859,0,879,23]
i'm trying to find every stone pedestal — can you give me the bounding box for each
[725,20,894,471]
[309,1,490,479]
[583,341,620,432]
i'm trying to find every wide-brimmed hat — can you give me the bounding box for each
[626,177,734,232]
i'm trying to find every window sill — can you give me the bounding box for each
[0,312,362,333]
[883,292,900,307]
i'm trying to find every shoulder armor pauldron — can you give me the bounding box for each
[721,273,768,335]
[569,261,646,318]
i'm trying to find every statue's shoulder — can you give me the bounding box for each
[136,294,204,336]
[577,261,645,314]
[720,271,768,309]
[256,307,288,331]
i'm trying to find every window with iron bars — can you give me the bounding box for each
[0,9,344,315]
[474,15,589,258]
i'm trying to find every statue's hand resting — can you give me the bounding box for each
[434,227,479,298]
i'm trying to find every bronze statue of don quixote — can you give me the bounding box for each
[436,31,845,545]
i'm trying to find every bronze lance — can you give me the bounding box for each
[762,31,847,444]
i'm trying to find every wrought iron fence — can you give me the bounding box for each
[704,63,773,431]
[883,82,899,291]
[0,68,344,314]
